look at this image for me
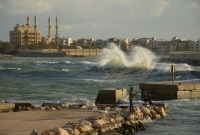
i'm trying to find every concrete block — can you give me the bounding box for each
[95,88,127,104]
[0,103,15,110]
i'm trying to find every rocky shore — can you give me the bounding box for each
[0,101,170,135]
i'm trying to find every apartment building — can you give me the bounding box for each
[10,16,41,46]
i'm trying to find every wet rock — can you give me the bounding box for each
[149,107,161,119]
[153,106,166,117]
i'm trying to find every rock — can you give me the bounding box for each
[81,105,87,109]
[104,106,111,111]
[15,103,35,109]
[88,106,98,111]
[99,130,122,135]
[30,129,38,135]
[141,106,151,116]
[149,108,161,119]
[133,106,143,120]
[41,103,69,109]
[153,106,166,117]
[0,103,15,111]
[40,129,54,135]
[53,127,70,135]
[93,119,107,128]
[127,114,135,124]
[51,107,56,111]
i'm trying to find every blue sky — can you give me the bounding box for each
[0,0,200,41]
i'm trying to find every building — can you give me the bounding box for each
[10,16,41,46]
[190,40,200,51]
[66,36,73,46]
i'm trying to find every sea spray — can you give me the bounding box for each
[99,43,158,69]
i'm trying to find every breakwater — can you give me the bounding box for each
[37,103,169,135]
[0,102,170,135]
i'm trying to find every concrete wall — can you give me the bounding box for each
[62,49,102,56]
[95,88,127,104]
[169,51,200,60]
[140,82,200,100]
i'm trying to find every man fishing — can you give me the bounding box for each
[129,87,137,112]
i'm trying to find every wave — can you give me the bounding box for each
[98,43,158,70]
[0,67,21,71]
[80,61,98,65]
[63,61,72,64]
[35,61,59,64]
[153,63,193,72]
[62,68,69,72]
[83,78,118,83]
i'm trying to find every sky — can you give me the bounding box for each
[0,0,200,42]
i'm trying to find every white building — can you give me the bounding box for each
[66,36,73,46]
[190,41,200,51]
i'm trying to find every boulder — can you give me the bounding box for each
[127,114,135,124]
[0,103,15,111]
[30,130,39,135]
[133,106,143,120]
[149,108,161,119]
[41,103,68,109]
[53,127,70,135]
[153,106,166,117]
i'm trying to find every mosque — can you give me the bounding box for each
[9,16,60,46]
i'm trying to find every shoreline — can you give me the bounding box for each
[0,109,99,135]
[0,102,170,135]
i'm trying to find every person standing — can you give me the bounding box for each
[143,91,153,105]
[129,87,137,112]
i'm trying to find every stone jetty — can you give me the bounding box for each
[24,102,169,135]
[0,100,170,135]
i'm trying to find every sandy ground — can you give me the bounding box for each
[0,109,100,135]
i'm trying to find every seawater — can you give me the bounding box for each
[0,45,200,134]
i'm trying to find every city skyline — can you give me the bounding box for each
[0,0,200,42]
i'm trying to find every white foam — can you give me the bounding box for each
[36,61,59,64]
[62,68,69,72]
[80,61,97,65]
[98,43,158,69]
[83,78,117,83]
[64,61,71,64]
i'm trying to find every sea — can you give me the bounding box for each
[0,44,200,135]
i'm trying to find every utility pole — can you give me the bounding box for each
[170,64,175,84]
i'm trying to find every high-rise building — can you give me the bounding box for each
[10,16,41,46]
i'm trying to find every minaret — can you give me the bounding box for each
[55,16,59,44]
[34,15,38,31]
[47,17,52,40]
[27,16,30,26]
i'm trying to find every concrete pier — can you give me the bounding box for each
[140,79,200,100]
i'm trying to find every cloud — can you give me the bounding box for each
[0,2,4,9]
[60,24,75,31]
[132,0,170,18]
[2,0,63,15]
[149,1,169,17]
[186,2,200,9]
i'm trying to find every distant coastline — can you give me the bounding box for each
[0,54,14,58]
